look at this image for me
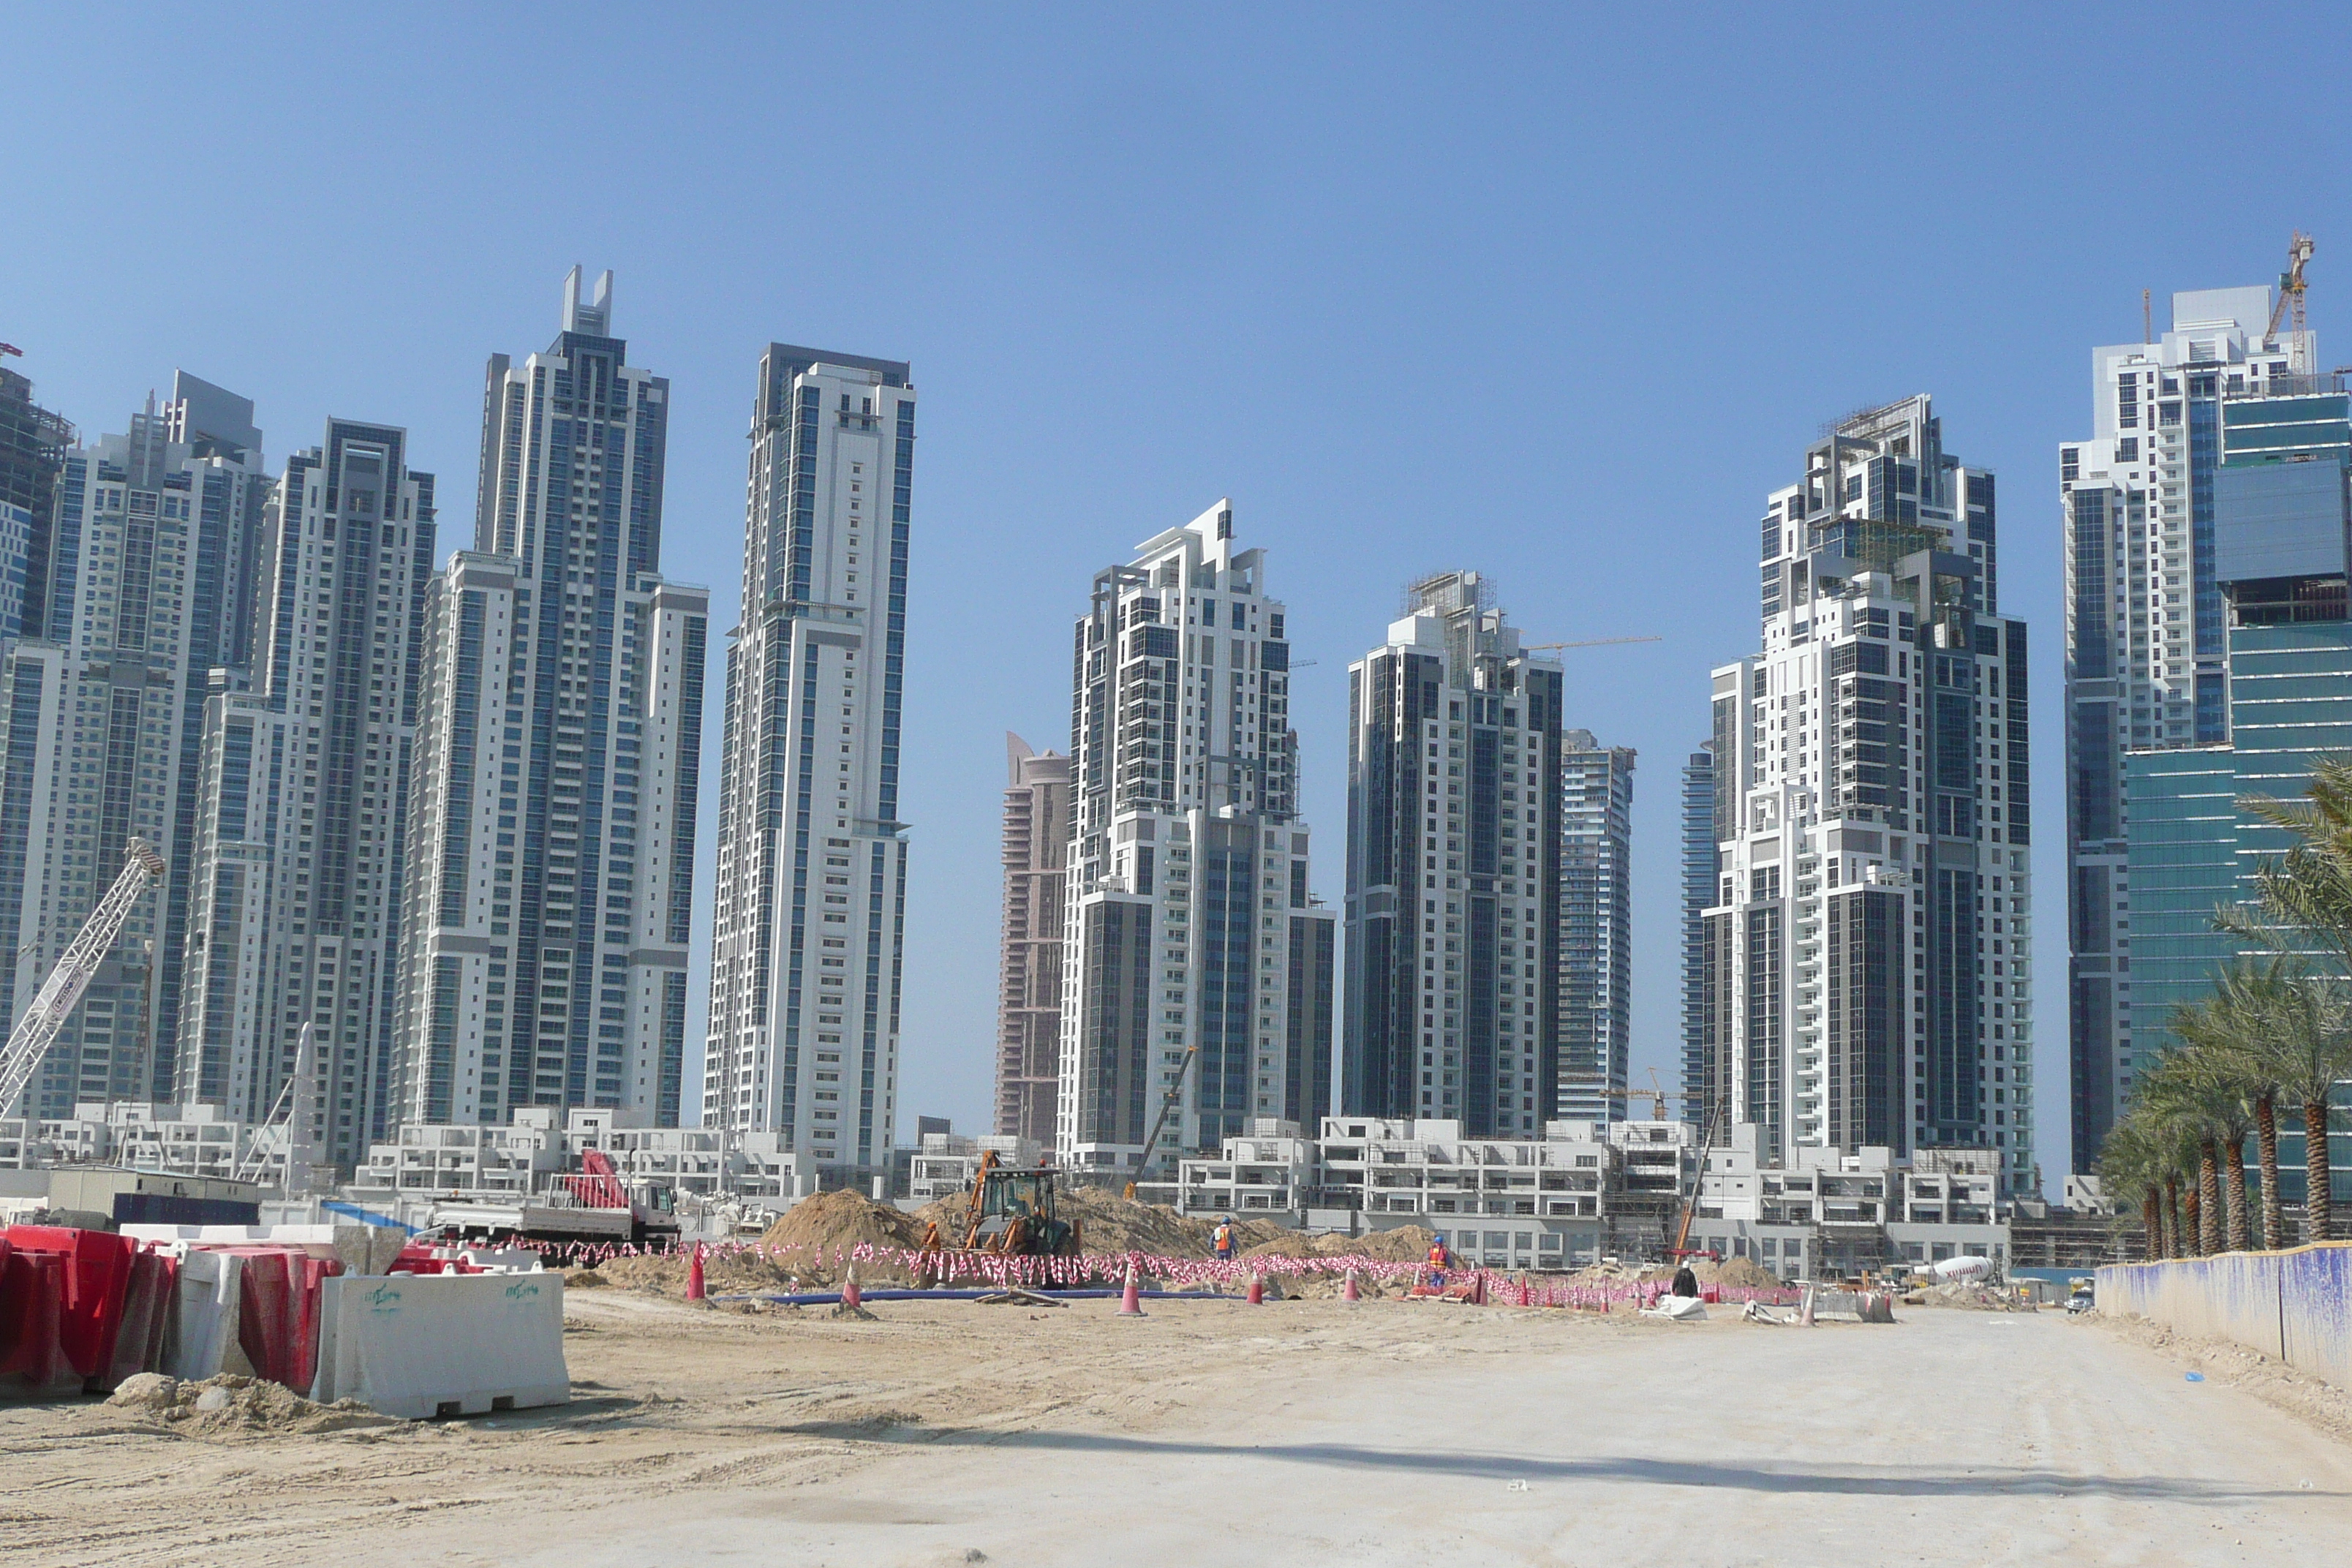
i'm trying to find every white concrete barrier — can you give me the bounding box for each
[165,1249,243,1381]
[123,1223,407,1276]
[310,1273,569,1420]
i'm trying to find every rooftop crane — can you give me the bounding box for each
[1523,636,1662,652]
[2265,230,2316,351]
[0,838,165,1118]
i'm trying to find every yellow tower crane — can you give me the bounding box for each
[2265,230,2315,357]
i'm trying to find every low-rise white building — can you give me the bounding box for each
[1175,1115,2016,1278]
[907,1131,1044,1203]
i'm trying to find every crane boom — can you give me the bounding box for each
[0,838,165,1117]
[1125,1045,1199,1199]
[1523,636,1661,652]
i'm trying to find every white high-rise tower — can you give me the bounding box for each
[1704,396,2034,1195]
[389,270,708,1129]
[705,345,913,1178]
[1059,501,1336,1172]
[0,377,267,1116]
[176,418,436,1166]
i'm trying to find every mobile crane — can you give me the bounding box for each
[0,839,165,1118]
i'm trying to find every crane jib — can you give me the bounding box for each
[0,838,166,1117]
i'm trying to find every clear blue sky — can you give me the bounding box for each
[7,5,2347,1183]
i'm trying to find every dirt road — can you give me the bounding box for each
[3,1290,2347,1565]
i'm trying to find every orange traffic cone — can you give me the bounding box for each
[841,1263,862,1311]
[1118,1259,1144,1316]
[1246,1274,1264,1305]
[1343,1270,1360,1303]
[685,1243,706,1302]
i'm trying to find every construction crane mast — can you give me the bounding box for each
[0,838,165,1117]
[2265,230,2315,363]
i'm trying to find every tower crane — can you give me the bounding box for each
[0,839,165,1117]
[1523,636,1662,652]
[2265,230,2315,353]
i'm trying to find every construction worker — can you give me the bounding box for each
[1425,1233,1452,1289]
[1213,1217,1237,1261]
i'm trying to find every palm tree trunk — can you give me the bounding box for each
[2223,1132,2251,1253]
[2198,1139,2223,1254]
[2141,1193,2160,1260]
[2184,1186,2204,1257]
[2256,1093,2286,1249]
[2165,1175,2185,1259]
[2304,1098,2334,1245]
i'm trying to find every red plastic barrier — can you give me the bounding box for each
[210,1247,340,1392]
[0,1246,75,1395]
[2,1226,137,1389]
[105,1248,178,1390]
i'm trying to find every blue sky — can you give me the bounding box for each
[7,5,2348,1182]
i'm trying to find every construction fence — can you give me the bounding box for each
[2097,1241,2352,1394]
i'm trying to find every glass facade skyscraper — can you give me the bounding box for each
[1679,742,1719,1126]
[389,271,707,1129]
[2064,284,2318,1170]
[1557,730,1633,1123]
[1344,570,1562,1136]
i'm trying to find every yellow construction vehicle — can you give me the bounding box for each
[919,1150,1083,1262]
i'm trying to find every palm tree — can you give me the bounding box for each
[2198,948,2352,1245]
[2223,759,2352,1243]
[2153,1005,2262,1252]
[2095,1113,2168,1260]
[2200,958,2302,1248]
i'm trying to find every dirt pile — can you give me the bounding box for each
[761,1188,929,1254]
[1626,1256,1782,1289]
[105,1373,398,1436]
[912,1186,1286,1259]
[1911,1281,2032,1312]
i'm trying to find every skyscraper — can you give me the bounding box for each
[1678,741,1719,1125]
[1060,500,1335,1170]
[705,344,913,1178]
[1558,730,1633,1123]
[176,418,434,1166]
[0,362,75,639]
[997,733,1068,1144]
[1343,570,1563,1137]
[2063,283,2316,1170]
[389,271,707,1129]
[0,379,268,1118]
[1704,396,2033,1194]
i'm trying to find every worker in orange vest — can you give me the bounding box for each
[1213,1218,1237,1261]
[1426,1234,1452,1288]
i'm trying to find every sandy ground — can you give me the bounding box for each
[3,1291,2349,1567]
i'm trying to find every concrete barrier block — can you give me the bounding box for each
[312,1273,568,1420]
[166,1249,243,1381]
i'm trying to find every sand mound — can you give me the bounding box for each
[1913,1281,2031,1312]
[1708,1256,1780,1289]
[760,1188,928,1255]
[913,1185,1253,1258]
[106,1373,397,1435]
[1338,1226,1439,1262]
